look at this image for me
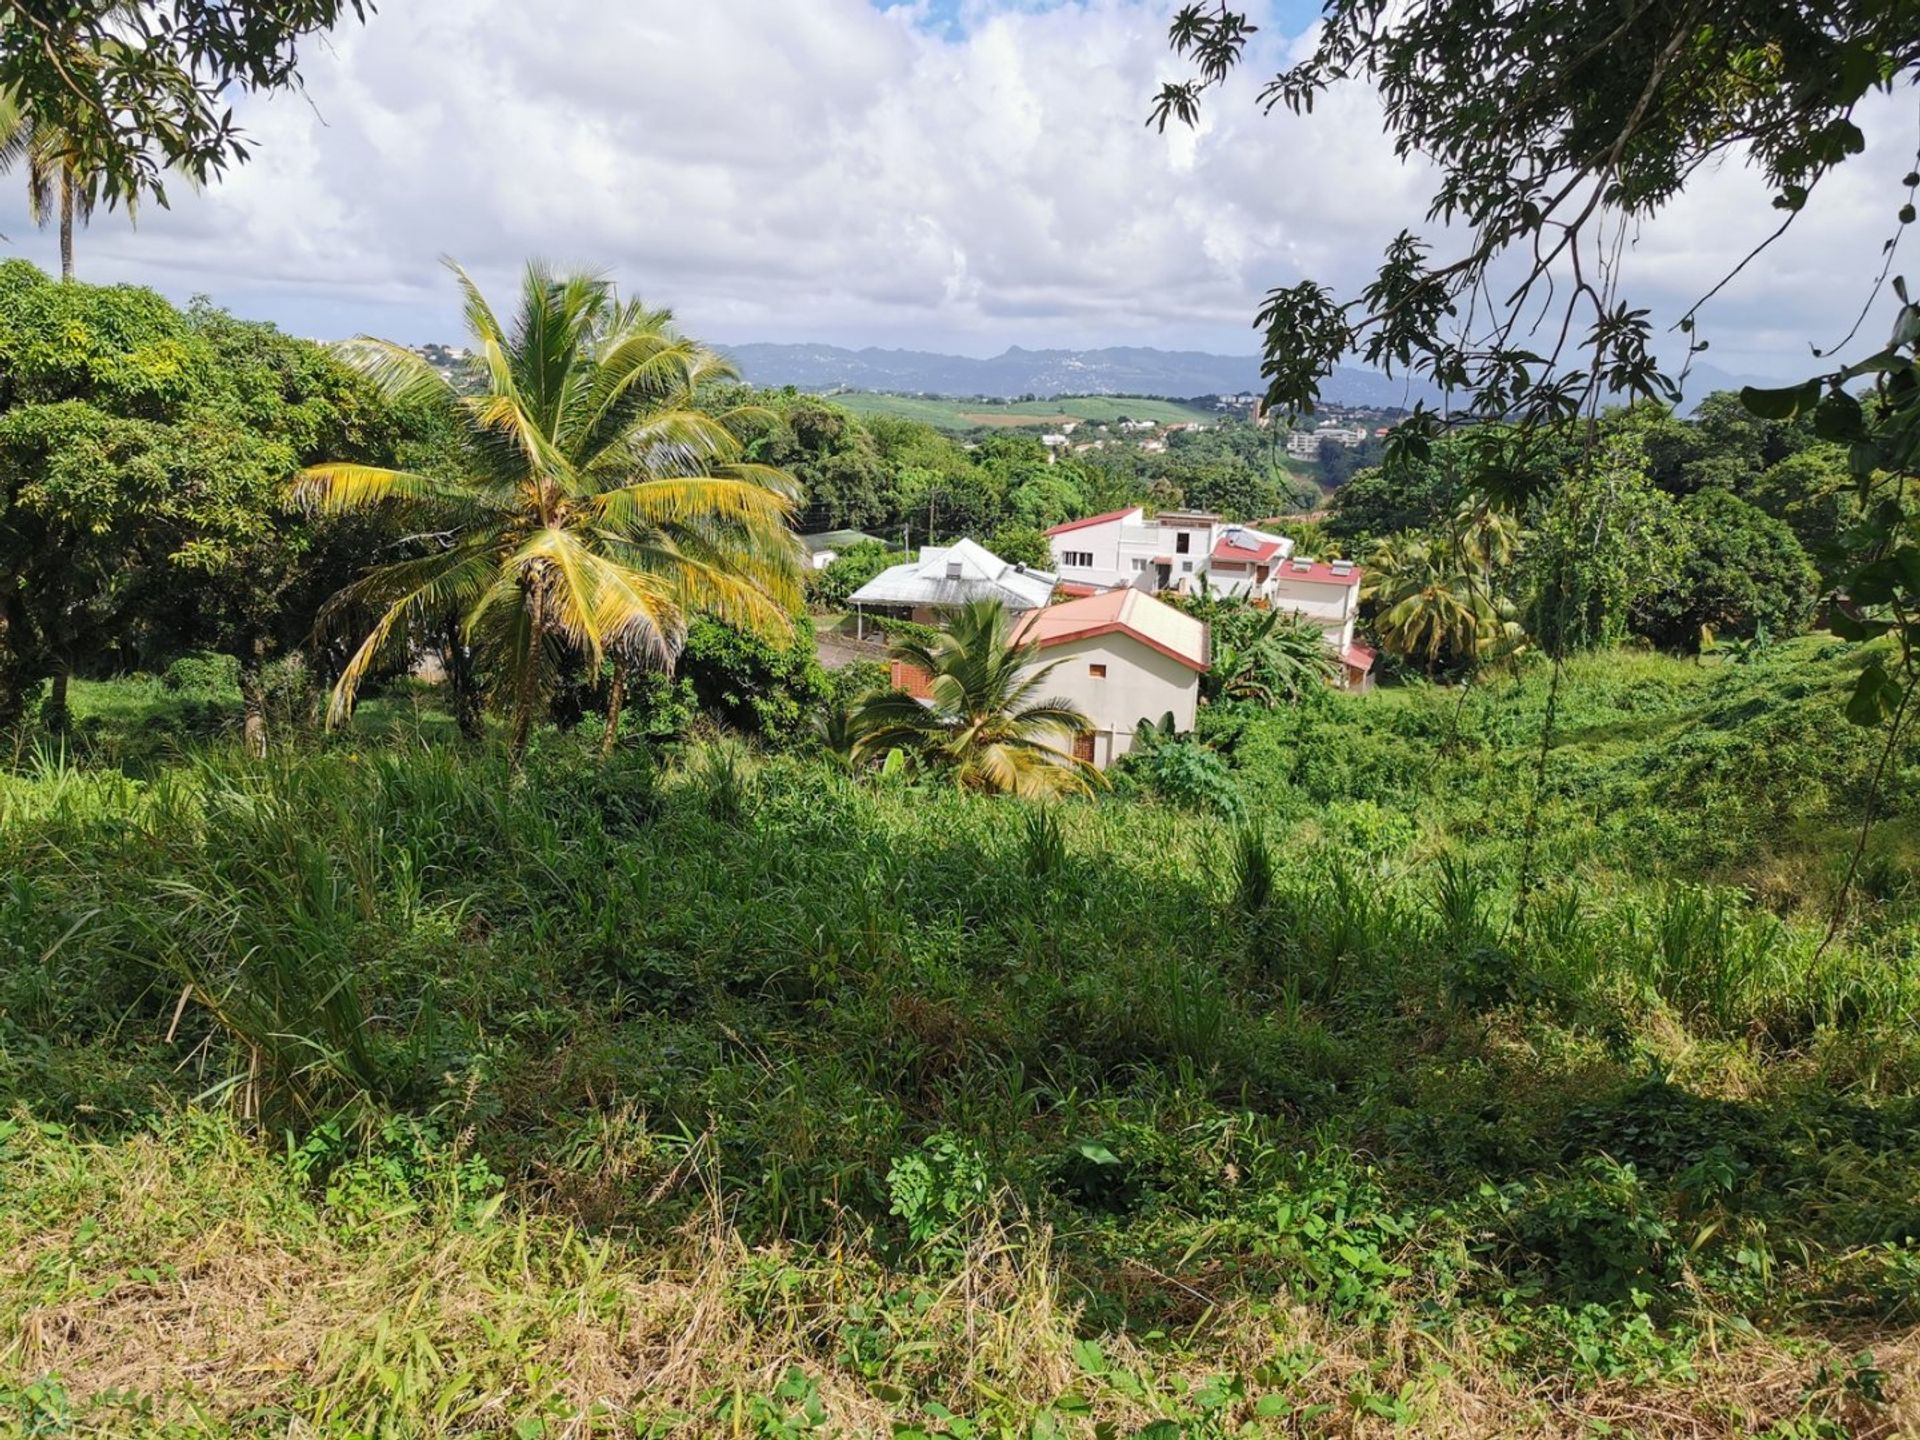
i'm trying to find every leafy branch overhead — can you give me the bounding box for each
[1152,0,1920,429]
[0,0,370,208]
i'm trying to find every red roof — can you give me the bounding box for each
[1054,581,1103,598]
[1212,536,1285,564]
[1274,558,1364,588]
[1012,588,1210,672]
[1044,507,1142,537]
[1342,642,1377,673]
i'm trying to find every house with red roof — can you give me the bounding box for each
[1042,504,1377,690]
[1010,588,1210,767]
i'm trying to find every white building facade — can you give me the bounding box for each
[1044,509,1375,689]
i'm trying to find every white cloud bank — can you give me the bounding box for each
[0,0,1910,378]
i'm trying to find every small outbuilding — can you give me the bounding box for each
[799,529,894,570]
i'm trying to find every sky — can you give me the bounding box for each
[0,0,1913,380]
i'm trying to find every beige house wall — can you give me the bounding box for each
[1032,633,1201,768]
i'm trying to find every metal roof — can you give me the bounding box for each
[848,538,1058,612]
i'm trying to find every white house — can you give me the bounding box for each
[847,538,1056,632]
[1045,507,1227,593]
[1010,589,1209,768]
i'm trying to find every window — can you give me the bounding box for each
[1063,550,1094,568]
[1089,663,1107,678]
[1181,561,1194,573]
[1175,533,1191,554]
[1131,558,1148,571]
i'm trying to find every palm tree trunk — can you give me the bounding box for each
[443,616,484,742]
[239,639,269,758]
[507,584,546,768]
[45,663,70,732]
[58,167,73,282]
[600,658,627,758]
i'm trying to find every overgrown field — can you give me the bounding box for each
[2,645,1919,1437]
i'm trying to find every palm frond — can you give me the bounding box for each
[329,338,458,411]
[291,464,489,515]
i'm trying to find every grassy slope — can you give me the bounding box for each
[2,644,1919,1437]
[829,392,1214,430]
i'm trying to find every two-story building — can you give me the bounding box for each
[1043,507,1376,690]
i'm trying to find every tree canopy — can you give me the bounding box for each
[1153,0,1920,426]
[0,259,392,728]
[0,1,369,209]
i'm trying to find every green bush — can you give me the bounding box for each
[161,651,240,695]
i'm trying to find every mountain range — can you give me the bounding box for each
[721,342,1769,415]
[720,342,1437,408]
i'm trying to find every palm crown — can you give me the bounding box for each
[854,599,1097,797]
[1363,531,1513,676]
[295,261,803,757]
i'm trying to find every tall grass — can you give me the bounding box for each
[3,724,1920,1435]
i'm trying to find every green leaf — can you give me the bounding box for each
[1849,558,1903,606]
[1070,1339,1108,1375]
[1813,390,1866,442]
[1846,661,1902,728]
[1829,610,1892,643]
[1254,1394,1293,1418]
[1074,1141,1121,1167]
[1739,380,1819,420]
[1848,440,1883,478]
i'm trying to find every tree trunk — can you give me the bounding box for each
[58,168,73,282]
[600,658,627,758]
[44,664,70,732]
[507,588,546,769]
[444,618,484,742]
[239,640,268,758]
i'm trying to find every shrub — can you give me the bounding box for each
[679,616,831,745]
[1112,733,1244,818]
[161,651,240,695]
[1632,487,1821,649]
[811,540,898,610]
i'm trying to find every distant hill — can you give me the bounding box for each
[720,342,1773,416]
[830,392,1214,431]
[721,342,1440,408]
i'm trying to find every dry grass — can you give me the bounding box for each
[3,1120,1916,1439]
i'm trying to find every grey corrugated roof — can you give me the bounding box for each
[848,538,1057,612]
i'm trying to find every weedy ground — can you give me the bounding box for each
[1,640,1917,1437]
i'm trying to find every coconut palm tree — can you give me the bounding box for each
[1206,607,1338,707]
[295,261,803,764]
[0,99,97,281]
[1363,533,1508,677]
[852,599,1098,797]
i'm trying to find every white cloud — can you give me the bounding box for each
[0,0,1907,378]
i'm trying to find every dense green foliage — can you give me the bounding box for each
[736,388,1321,547]
[1633,488,1823,649]
[0,260,395,729]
